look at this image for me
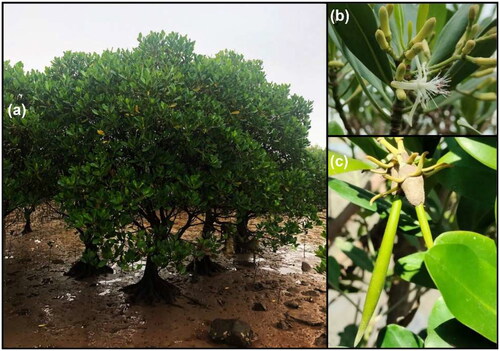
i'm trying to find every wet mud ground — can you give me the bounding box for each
[3,211,326,348]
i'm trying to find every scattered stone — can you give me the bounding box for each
[276,319,292,330]
[301,290,320,297]
[209,318,254,347]
[314,333,327,346]
[252,302,267,311]
[287,287,300,293]
[301,261,312,272]
[286,311,323,326]
[284,300,300,309]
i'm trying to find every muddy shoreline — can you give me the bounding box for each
[3,213,326,348]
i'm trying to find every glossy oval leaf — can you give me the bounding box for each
[328,178,416,227]
[395,251,436,288]
[328,256,341,289]
[328,4,393,84]
[328,150,373,176]
[429,4,471,65]
[456,137,497,170]
[334,237,374,272]
[437,138,496,204]
[376,324,424,348]
[424,231,497,342]
[425,297,497,348]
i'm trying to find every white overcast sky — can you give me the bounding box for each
[4,4,326,147]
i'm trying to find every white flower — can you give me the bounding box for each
[391,56,450,126]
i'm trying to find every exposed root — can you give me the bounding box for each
[64,260,113,280]
[121,272,180,305]
[186,255,225,276]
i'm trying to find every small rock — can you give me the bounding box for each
[209,318,254,347]
[287,287,300,293]
[301,261,312,272]
[276,319,292,330]
[252,302,267,311]
[286,311,323,326]
[284,300,300,309]
[314,333,327,346]
[301,290,320,297]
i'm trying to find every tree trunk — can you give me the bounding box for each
[121,256,179,304]
[235,212,251,253]
[21,206,34,234]
[187,255,225,276]
[65,241,113,279]
[202,209,216,239]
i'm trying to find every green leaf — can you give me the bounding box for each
[328,121,344,135]
[428,4,448,47]
[393,4,406,50]
[334,237,374,272]
[329,4,393,84]
[328,23,391,119]
[437,138,496,204]
[456,196,495,233]
[429,5,471,65]
[425,296,496,348]
[460,95,478,125]
[456,117,482,135]
[376,324,424,348]
[328,256,341,289]
[395,251,436,288]
[349,137,387,160]
[328,150,373,176]
[456,137,497,170]
[416,4,430,33]
[328,178,416,226]
[424,231,497,342]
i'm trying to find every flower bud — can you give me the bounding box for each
[471,24,480,37]
[405,43,424,60]
[396,89,407,101]
[386,4,394,16]
[375,29,390,50]
[476,77,496,90]
[410,17,436,45]
[471,67,495,78]
[421,39,431,59]
[328,60,344,68]
[407,21,413,44]
[486,26,497,36]
[395,62,406,81]
[461,40,476,55]
[467,56,497,67]
[379,6,392,41]
[474,92,497,101]
[469,5,479,24]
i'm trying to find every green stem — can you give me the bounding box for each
[415,203,433,249]
[354,198,402,347]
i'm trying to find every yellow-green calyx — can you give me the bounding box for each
[379,6,392,41]
[405,42,424,60]
[410,17,436,46]
[376,29,390,50]
[461,40,476,55]
[395,62,406,81]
